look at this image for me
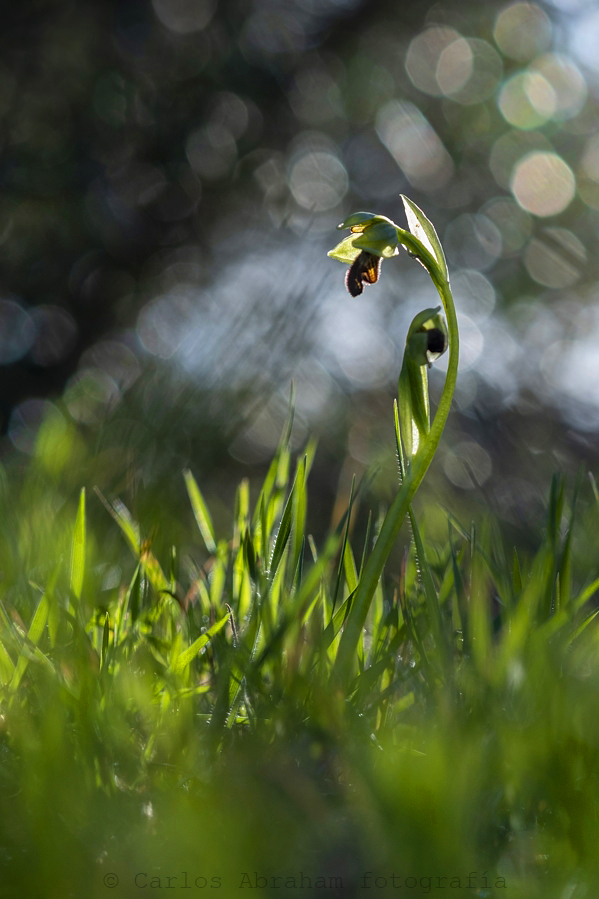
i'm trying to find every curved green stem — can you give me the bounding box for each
[333,269,459,686]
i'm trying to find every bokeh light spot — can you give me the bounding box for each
[540,321,599,430]
[546,0,592,9]
[186,125,237,181]
[241,10,306,57]
[578,133,599,209]
[30,306,78,367]
[288,151,348,211]
[435,314,484,373]
[320,301,396,389]
[444,214,502,271]
[376,100,453,190]
[570,7,599,73]
[80,340,141,391]
[65,369,120,425]
[344,133,405,201]
[137,293,197,359]
[436,38,473,97]
[530,54,586,121]
[523,228,586,288]
[489,129,552,190]
[481,197,532,255]
[209,92,251,140]
[443,440,492,489]
[437,38,502,105]
[0,300,35,364]
[405,27,462,97]
[498,72,555,129]
[494,3,552,61]
[289,65,344,126]
[9,400,64,455]
[580,134,599,183]
[451,270,496,323]
[511,151,575,216]
[151,0,216,34]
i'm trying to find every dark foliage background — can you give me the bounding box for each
[2,0,599,530]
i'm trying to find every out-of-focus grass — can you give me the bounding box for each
[1,401,599,899]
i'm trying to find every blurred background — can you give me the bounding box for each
[4,0,599,541]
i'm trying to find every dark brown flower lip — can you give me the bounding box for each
[345,251,382,297]
[426,328,447,356]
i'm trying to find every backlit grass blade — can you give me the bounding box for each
[101,614,110,669]
[184,469,217,554]
[343,538,358,596]
[269,479,295,582]
[449,524,469,656]
[125,563,142,623]
[559,523,573,612]
[303,436,318,478]
[235,477,250,540]
[210,541,228,607]
[469,533,491,673]
[10,593,49,692]
[70,487,86,603]
[252,529,344,669]
[96,488,168,594]
[409,508,448,667]
[171,612,229,674]
[323,589,356,651]
[498,544,553,667]
[572,574,599,612]
[512,548,523,595]
[0,639,15,685]
[94,487,140,555]
[332,475,356,612]
[227,601,261,722]
[558,471,582,610]
[140,545,170,595]
[359,510,372,579]
[290,457,307,582]
[547,472,566,552]
[252,391,294,531]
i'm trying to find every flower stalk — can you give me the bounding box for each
[329,196,460,686]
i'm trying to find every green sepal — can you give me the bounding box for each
[405,308,448,366]
[327,234,362,264]
[329,220,399,263]
[337,212,395,232]
[398,351,430,462]
[407,306,442,338]
[353,221,399,258]
[398,307,448,460]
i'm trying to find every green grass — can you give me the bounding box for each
[2,201,599,898]
[2,401,599,899]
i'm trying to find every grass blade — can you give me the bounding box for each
[70,487,86,603]
[184,469,217,554]
[172,612,230,674]
[10,593,49,692]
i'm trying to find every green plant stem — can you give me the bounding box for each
[333,272,459,686]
